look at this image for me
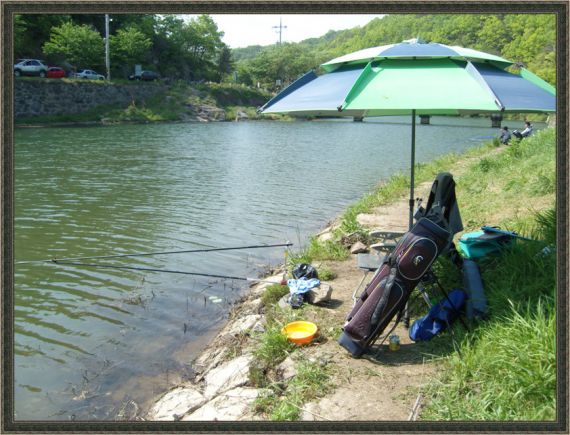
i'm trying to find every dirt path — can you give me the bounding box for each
[296,148,507,421]
[298,183,435,421]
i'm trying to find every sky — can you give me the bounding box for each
[183,14,384,48]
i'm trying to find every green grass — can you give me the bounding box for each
[456,129,555,230]
[252,323,296,369]
[260,284,289,308]
[253,359,332,420]
[287,237,350,272]
[422,296,555,420]
[317,266,337,281]
[419,128,556,420]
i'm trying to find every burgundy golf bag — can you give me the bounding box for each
[338,217,452,357]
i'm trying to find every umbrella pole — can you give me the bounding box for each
[409,109,416,230]
[404,110,416,329]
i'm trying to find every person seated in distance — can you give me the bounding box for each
[499,126,511,145]
[512,121,533,139]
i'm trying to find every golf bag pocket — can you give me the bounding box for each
[397,237,439,280]
[343,266,405,343]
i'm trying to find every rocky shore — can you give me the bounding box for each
[146,180,435,422]
[147,272,286,421]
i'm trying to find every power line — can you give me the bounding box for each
[272,17,287,45]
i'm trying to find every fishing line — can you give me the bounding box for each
[16,242,293,265]
[50,260,286,285]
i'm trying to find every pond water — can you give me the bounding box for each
[13,116,537,420]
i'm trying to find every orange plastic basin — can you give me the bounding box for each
[281,321,318,345]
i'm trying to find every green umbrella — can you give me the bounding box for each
[261,41,556,228]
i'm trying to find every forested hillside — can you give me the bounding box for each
[235,14,556,90]
[14,13,555,89]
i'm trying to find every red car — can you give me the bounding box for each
[47,67,66,78]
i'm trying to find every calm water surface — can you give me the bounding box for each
[14,117,535,420]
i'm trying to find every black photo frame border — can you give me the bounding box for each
[1,1,568,433]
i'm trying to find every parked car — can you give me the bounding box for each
[128,70,160,81]
[47,67,66,79]
[14,59,48,77]
[74,69,105,80]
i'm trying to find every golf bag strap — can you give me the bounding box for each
[370,267,397,327]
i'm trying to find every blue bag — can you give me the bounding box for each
[409,288,467,342]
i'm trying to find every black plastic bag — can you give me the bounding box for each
[292,263,318,280]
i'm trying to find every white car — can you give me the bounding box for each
[14,59,48,77]
[74,69,105,80]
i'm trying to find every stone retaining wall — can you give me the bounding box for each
[15,80,166,118]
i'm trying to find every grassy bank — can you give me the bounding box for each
[421,129,556,420]
[255,127,556,420]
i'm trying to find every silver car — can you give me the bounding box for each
[14,59,48,77]
[74,69,105,80]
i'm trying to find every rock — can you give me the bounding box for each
[317,231,334,242]
[193,346,229,380]
[225,314,263,336]
[278,293,290,309]
[350,241,368,254]
[149,386,205,421]
[235,110,249,121]
[203,354,253,399]
[243,298,263,314]
[182,387,259,421]
[250,274,284,296]
[276,356,297,381]
[306,284,333,304]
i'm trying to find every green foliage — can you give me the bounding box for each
[253,360,331,420]
[109,27,152,74]
[423,295,555,420]
[235,13,555,89]
[15,14,70,59]
[317,267,337,281]
[19,12,555,87]
[237,43,326,90]
[420,130,556,421]
[261,284,289,307]
[253,324,295,368]
[42,21,104,69]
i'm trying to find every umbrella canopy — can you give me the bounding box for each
[260,40,556,228]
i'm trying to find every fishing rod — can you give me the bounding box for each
[16,242,293,265]
[49,260,290,285]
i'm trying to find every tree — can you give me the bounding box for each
[216,45,234,82]
[42,21,104,70]
[110,27,152,76]
[15,14,70,59]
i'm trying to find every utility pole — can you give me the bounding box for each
[105,14,110,81]
[272,17,287,45]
